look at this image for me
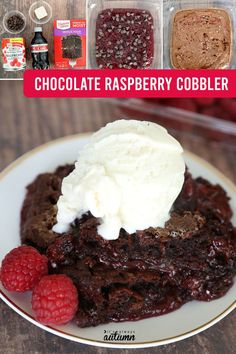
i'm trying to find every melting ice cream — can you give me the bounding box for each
[53,120,185,240]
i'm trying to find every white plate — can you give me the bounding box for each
[0,134,235,349]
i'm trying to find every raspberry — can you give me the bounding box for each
[0,246,48,292]
[200,107,219,118]
[201,107,231,121]
[195,98,216,107]
[219,99,236,118]
[32,275,78,325]
[12,58,18,66]
[163,98,197,112]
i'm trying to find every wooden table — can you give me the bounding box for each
[0,0,86,79]
[0,80,235,353]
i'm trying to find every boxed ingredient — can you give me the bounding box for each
[2,38,26,71]
[87,0,163,69]
[54,20,86,69]
[164,0,236,69]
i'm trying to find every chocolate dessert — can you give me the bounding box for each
[21,166,236,327]
[95,9,154,69]
[171,8,232,69]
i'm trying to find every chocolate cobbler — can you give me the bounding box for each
[171,8,232,69]
[21,165,236,327]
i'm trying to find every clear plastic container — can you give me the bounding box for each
[163,0,236,69]
[86,0,163,69]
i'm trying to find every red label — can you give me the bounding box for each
[24,70,236,98]
[2,38,26,71]
[31,44,48,53]
[71,20,86,28]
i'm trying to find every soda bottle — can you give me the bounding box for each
[31,27,49,69]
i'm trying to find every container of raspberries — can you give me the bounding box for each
[115,98,236,147]
[86,0,163,69]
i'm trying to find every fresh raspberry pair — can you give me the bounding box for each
[0,246,78,325]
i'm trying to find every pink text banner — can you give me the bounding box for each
[24,70,236,98]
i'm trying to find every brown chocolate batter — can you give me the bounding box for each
[171,8,232,69]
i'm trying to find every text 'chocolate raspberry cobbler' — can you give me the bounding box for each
[21,166,236,327]
[95,9,154,69]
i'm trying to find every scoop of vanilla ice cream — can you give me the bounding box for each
[53,120,185,240]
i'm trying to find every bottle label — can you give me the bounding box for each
[31,44,49,53]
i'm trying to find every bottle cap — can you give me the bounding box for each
[34,27,43,32]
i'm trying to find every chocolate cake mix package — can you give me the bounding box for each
[54,20,86,69]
